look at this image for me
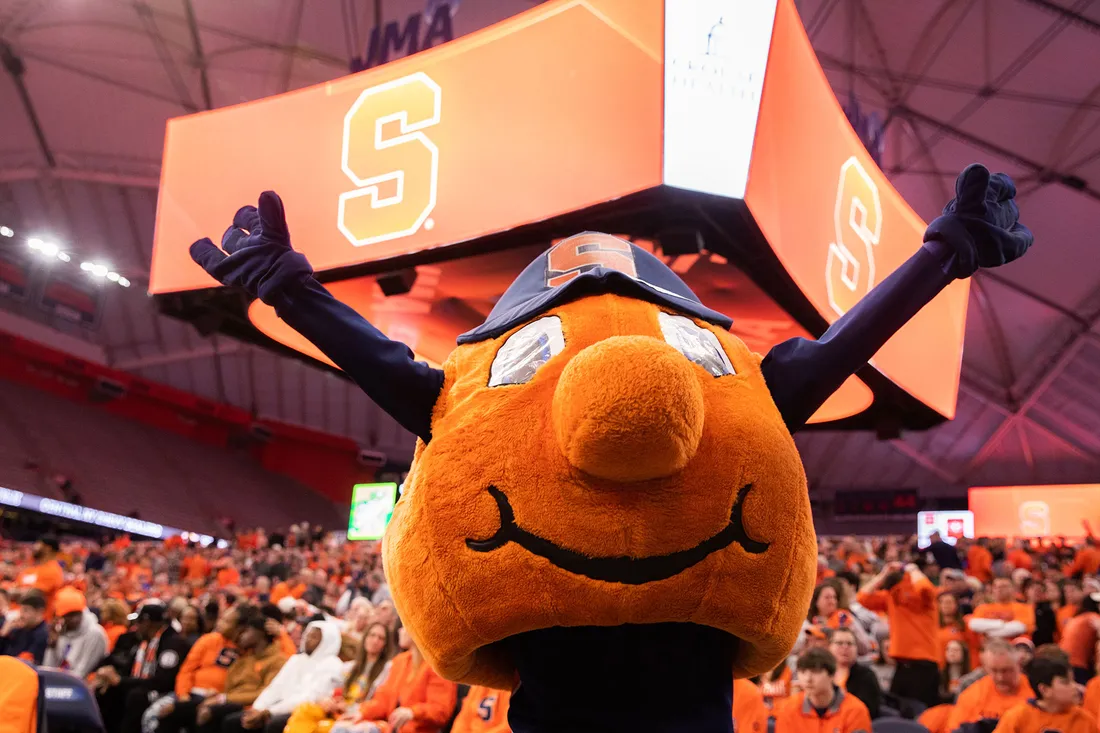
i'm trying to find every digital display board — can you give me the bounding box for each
[969,485,1100,539]
[917,510,974,548]
[151,0,969,426]
[348,482,398,541]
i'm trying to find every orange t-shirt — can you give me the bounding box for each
[968,546,994,583]
[734,678,770,733]
[992,701,1095,733]
[972,602,1036,635]
[450,685,511,733]
[357,651,458,733]
[759,665,793,709]
[1066,547,1100,577]
[1006,550,1033,572]
[216,567,240,588]
[858,574,938,662]
[946,675,1034,732]
[1059,612,1100,669]
[270,582,306,605]
[1083,677,1100,721]
[1057,605,1079,632]
[18,561,64,619]
[175,632,239,698]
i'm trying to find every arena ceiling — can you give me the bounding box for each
[1,0,1099,494]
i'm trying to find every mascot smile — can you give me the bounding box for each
[191,164,1032,733]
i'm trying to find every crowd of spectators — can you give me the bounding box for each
[3,524,1100,733]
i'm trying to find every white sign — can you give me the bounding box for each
[663,0,778,199]
[917,510,974,548]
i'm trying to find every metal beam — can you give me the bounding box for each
[1,41,55,168]
[0,166,160,189]
[114,342,242,371]
[183,0,213,110]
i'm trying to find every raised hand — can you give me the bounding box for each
[189,191,312,306]
[924,164,1033,278]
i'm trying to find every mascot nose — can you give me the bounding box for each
[552,336,705,483]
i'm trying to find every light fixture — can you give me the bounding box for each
[118,277,131,288]
[28,237,42,250]
[91,264,108,278]
[106,272,120,282]
[0,226,12,238]
[40,241,59,257]
[57,253,70,262]
[80,261,93,271]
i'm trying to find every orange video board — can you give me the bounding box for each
[150,0,663,294]
[969,485,1100,539]
[743,0,969,420]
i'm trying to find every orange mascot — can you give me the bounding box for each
[190,164,1031,732]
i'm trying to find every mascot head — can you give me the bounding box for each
[383,232,816,688]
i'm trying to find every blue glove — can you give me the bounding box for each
[923,163,1033,279]
[189,191,313,305]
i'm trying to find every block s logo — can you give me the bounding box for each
[826,156,882,317]
[339,72,442,247]
[1018,501,1050,536]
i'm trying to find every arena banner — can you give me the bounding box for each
[152,0,967,424]
[969,484,1100,539]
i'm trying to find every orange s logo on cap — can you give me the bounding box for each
[546,234,637,287]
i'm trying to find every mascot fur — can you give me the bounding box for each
[191,164,1032,732]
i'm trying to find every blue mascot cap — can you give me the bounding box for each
[458,233,733,345]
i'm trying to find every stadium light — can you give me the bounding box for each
[0,226,13,238]
[106,272,120,282]
[80,261,93,271]
[57,252,70,262]
[118,277,130,288]
[40,241,59,257]
[28,237,42,250]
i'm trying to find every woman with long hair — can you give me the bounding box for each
[938,639,970,703]
[791,580,874,656]
[936,592,977,665]
[342,627,457,733]
[99,599,130,652]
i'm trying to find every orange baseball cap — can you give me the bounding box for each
[55,587,86,617]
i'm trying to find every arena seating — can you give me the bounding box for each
[0,377,343,534]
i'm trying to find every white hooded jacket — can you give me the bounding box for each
[252,621,345,716]
[43,609,108,679]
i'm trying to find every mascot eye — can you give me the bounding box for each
[658,312,735,377]
[489,316,566,387]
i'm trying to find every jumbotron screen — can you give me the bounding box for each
[347,482,398,541]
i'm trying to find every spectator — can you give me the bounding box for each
[246,621,346,732]
[993,656,1095,733]
[1024,579,1057,647]
[347,627,457,733]
[42,587,107,678]
[775,648,871,733]
[942,568,976,616]
[154,605,243,733]
[1059,593,1100,684]
[100,598,131,651]
[0,590,48,664]
[946,639,1034,733]
[829,627,882,718]
[858,562,939,707]
[732,677,769,733]
[180,604,205,644]
[938,591,976,665]
[194,606,287,733]
[928,531,963,570]
[970,577,1036,640]
[94,602,194,733]
[1013,637,1035,668]
[1058,581,1084,632]
[15,536,64,618]
[302,570,328,608]
[793,581,873,656]
[940,639,971,703]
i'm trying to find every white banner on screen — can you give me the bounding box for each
[663,0,778,199]
[917,510,974,548]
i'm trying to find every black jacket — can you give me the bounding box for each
[845,663,883,719]
[0,621,48,664]
[103,627,194,694]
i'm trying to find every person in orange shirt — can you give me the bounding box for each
[946,639,1034,732]
[734,678,770,733]
[969,541,994,584]
[993,656,1096,733]
[858,562,939,707]
[351,628,457,733]
[1057,582,1083,633]
[1083,646,1100,721]
[451,685,511,733]
[1066,536,1100,579]
[156,606,242,733]
[774,648,871,733]
[215,562,240,589]
[182,554,210,584]
[1006,541,1033,573]
[1060,594,1100,684]
[16,536,64,619]
[271,573,307,606]
[938,591,978,667]
[970,578,1036,641]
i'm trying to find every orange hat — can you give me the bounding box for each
[55,587,86,617]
